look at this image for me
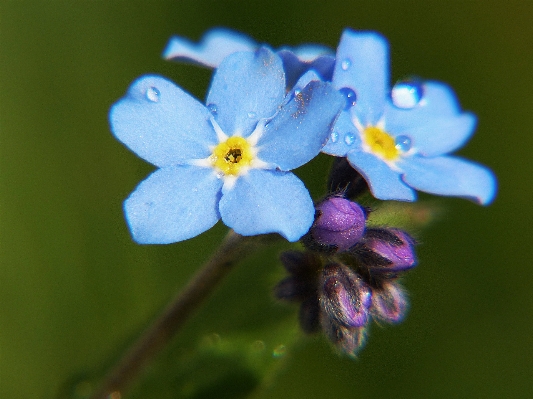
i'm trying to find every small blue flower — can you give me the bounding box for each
[323,29,497,205]
[163,28,335,88]
[110,48,343,244]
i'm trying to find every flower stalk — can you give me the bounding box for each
[89,230,274,399]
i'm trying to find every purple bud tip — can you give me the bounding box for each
[320,263,371,328]
[312,197,366,252]
[370,281,408,324]
[365,228,417,272]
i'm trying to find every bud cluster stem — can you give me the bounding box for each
[90,230,273,399]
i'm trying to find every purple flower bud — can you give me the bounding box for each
[320,263,372,328]
[321,313,367,357]
[274,276,315,302]
[311,197,366,252]
[279,250,321,276]
[299,295,321,334]
[363,228,417,273]
[370,281,408,324]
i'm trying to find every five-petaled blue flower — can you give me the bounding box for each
[322,29,497,204]
[110,48,343,244]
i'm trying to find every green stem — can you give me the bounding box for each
[89,231,272,399]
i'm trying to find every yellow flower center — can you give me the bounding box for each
[363,126,399,161]
[211,136,254,176]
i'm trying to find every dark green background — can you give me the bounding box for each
[1,1,531,398]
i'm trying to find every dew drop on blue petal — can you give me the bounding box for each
[339,87,357,110]
[247,111,257,119]
[391,81,423,109]
[344,132,356,146]
[330,131,339,143]
[395,135,412,152]
[146,87,160,102]
[207,103,218,116]
[341,58,351,71]
[294,89,301,96]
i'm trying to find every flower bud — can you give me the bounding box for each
[321,314,367,357]
[319,263,372,328]
[311,197,366,252]
[362,228,417,273]
[299,295,321,334]
[370,281,408,324]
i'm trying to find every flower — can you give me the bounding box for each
[163,28,335,88]
[322,29,497,205]
[110,48,343,244]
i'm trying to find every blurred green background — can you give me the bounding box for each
[1,1,532,398]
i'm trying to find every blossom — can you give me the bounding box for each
[110,48,343,244]
[163,28,335,88]
[322,29,497,204]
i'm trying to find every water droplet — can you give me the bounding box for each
[146,87,160,102]
[341,58,351,71]
[247,111,257,119]
[395,135,412,152]
[207,103,218,116]
[330,131,339,143]
[391,81,423,109]
[294,88,301,96]
[339,87,357,110]
[344,132,356,146]
[273,344,286,358]
[216,172,224,179]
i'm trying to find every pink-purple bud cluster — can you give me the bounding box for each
[276,194,419,357]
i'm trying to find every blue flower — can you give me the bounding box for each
[323,30,497,205]
[163,28,335,89]
[110,48,343,244]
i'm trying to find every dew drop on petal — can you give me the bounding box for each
[339,87,357,110]
[341,58,351,71]
[391,81,423,109]
[216,172,224,179]
[207,103,218,116]
[247,111,257,119]
[330,131,339,143]
[294,88,301,96]
[395,135,412,152]
[344,132,356,146]
[146,87,160,102]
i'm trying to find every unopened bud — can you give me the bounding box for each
[370,281,408,324]
[311,197,366,252]
[321,314,367,357]
[362,228,417,273]
[320,263,371,328]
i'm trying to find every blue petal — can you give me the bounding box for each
[392,113,476,157]
[278,49,335,88]
[219,169,314,241]
[163,28,257,68]
[206,48,285,137]
[110,75,216,167]
[346,151,416,201]
[333,30,388,125]
[400,155,497,205]
[292,70,323,92]
[124,166,223,244]
[256,80,343,171]
[322,112,361,157]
